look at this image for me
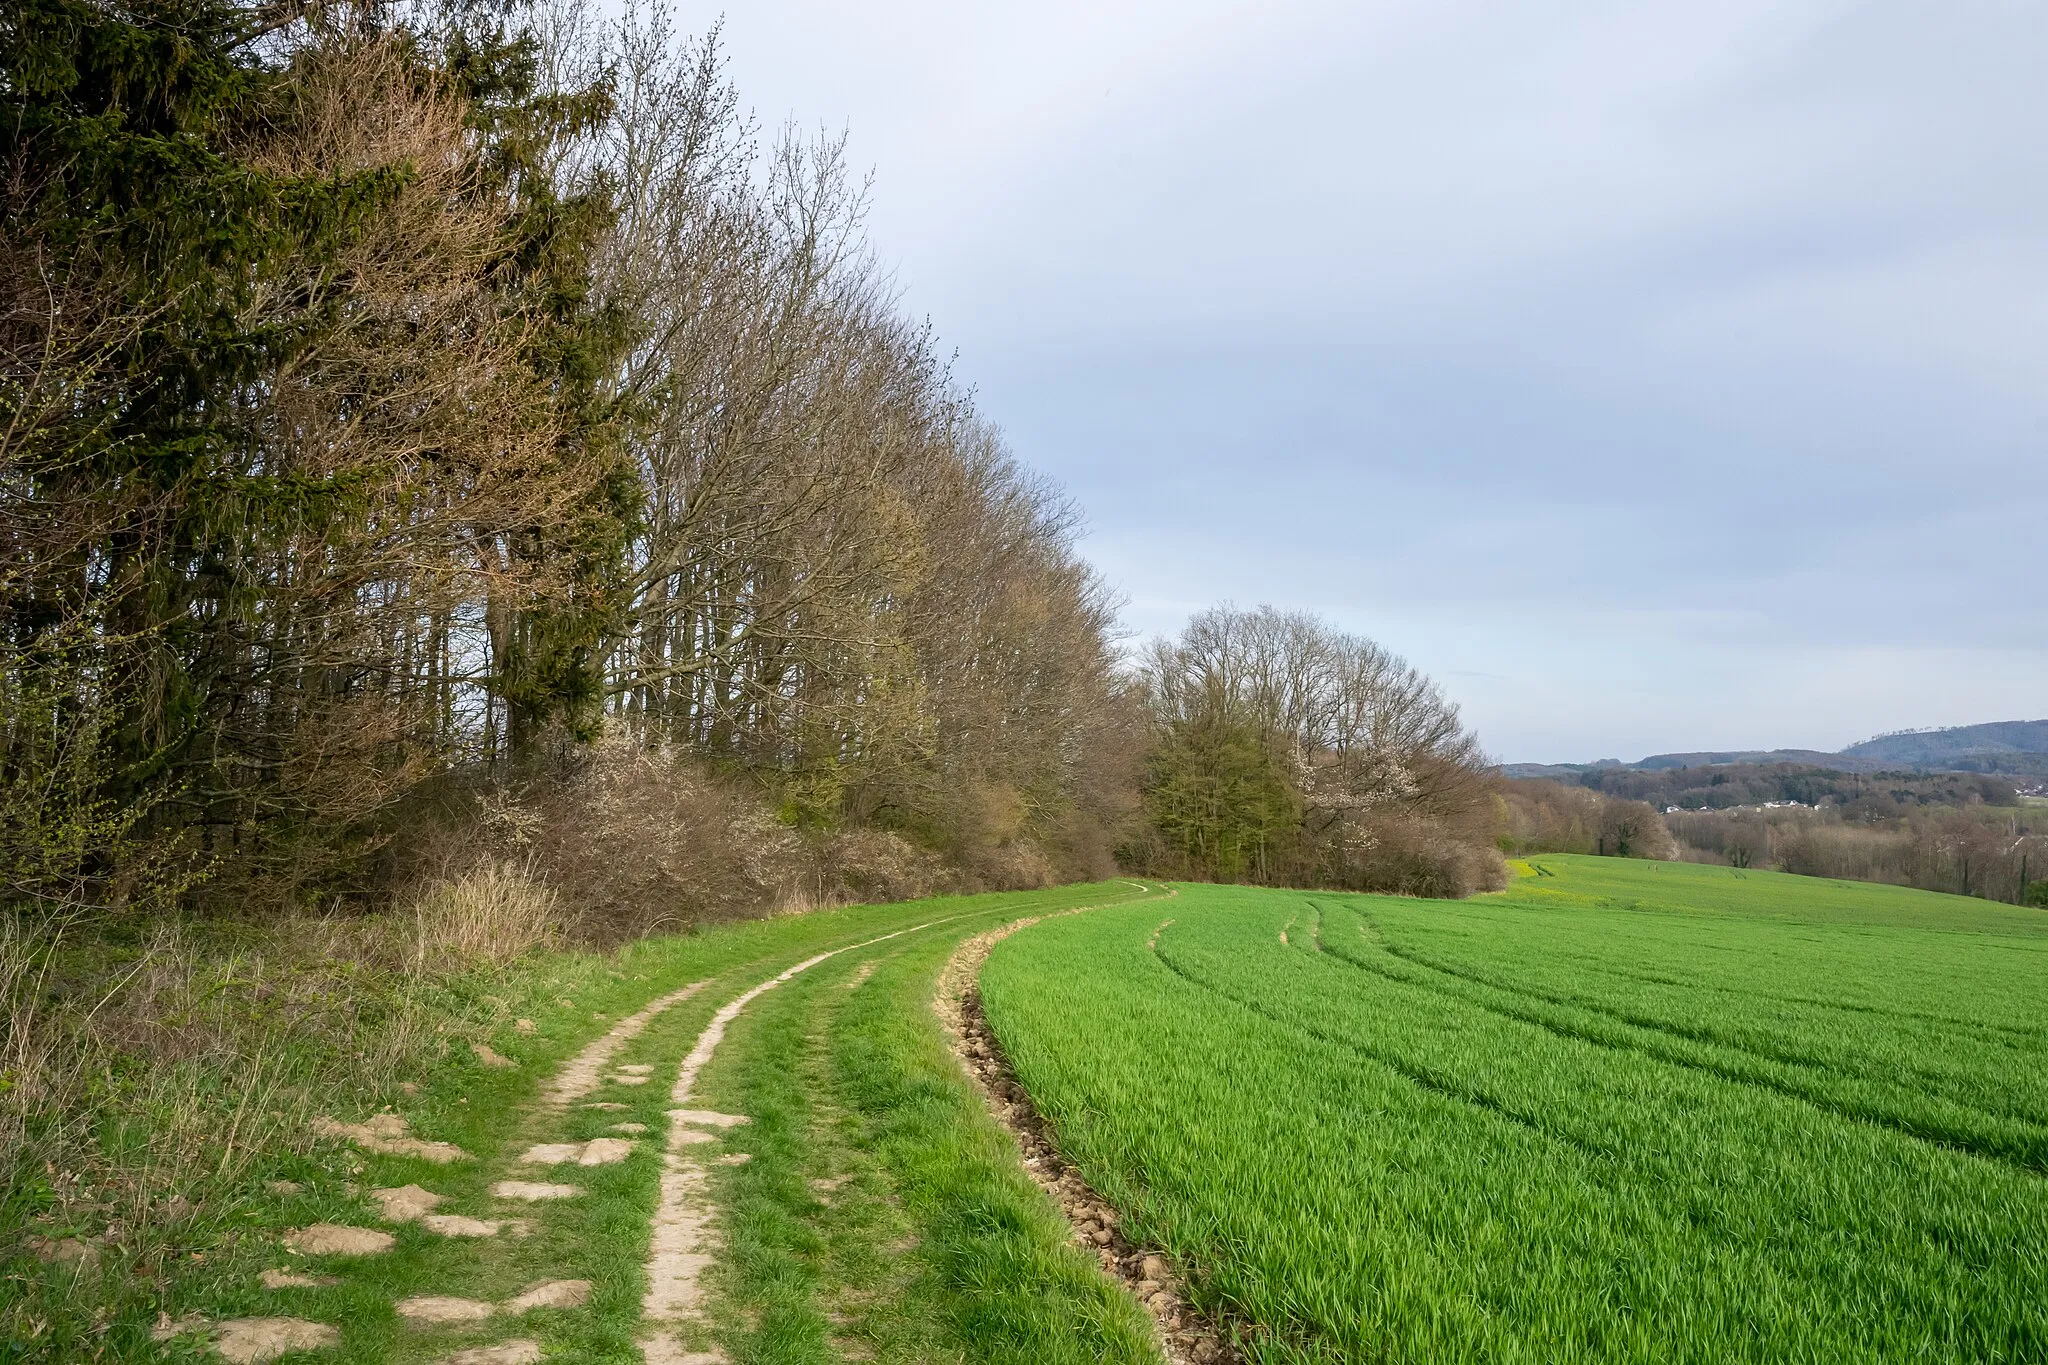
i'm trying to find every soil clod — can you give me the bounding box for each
[28,1236,98,1266]
[441,1343,544,1365]
[421,1213,510,1237]
[506,1278,592,1312]
[492,1180,582,1201]
[371,1184,445,1222]
[258,1269,335,1289]
[398,1295,499,1323]
[313,1114,469,1163]
[284,1223,395,1256]
[213,1317,341,1363]
[578,1137,635,1164]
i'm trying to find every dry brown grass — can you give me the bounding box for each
[408,859,562,968]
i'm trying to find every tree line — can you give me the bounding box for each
[1503,773,2048,906]
[1560,763,2020,815]
[1664,804,2048,905]
[3,0,1509,920]
[1,0,1137,910]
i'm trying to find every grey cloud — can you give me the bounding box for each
[696,0,2046,758]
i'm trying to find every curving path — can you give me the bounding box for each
[184,882,1176,1364]
[638,920,955,1364]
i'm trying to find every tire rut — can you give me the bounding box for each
[934,888,1245,1365]
[638,918,959,1365]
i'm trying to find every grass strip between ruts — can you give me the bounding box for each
[695,901,1163,1363]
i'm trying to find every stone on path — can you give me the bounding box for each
[670,1110,749,1128]
[616,1063,654,1075]
[259,1268,334,1289]
[420,1213,509,1238]
[441,1342,543,1365]
[582,1102,628,1111]
[520,1138,635,1166]
[506,1278,592,1312]
[371,1184,445,1222]
[671,1128,716,1146]
[712,1153,752,1167]
[473,1043,518,1068]
[313,1114,469,1164]
[610,1122,648,1134]
[514,1018,537,1034]
[492,1180,582,1201]
[579,1138,635,1165]
[266,1180,303,1196]
[397,1295,498,1323]
[285,1223,394,1256]
[213,1317,340,1364]
[607,1073,650,1086]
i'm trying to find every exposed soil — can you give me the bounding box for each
[370,1184,445,1221]
[490,1180,581,1201]
[640,919,954,1363]
[213,1317,340,1364]
[506,1279,591,1311]
[934,895,1248,1365]
[542,981,708,1107]
[442,1344,542,1365]
[310,1113,470,1163]
[300,974,722,1364]
[282,1224,394,1257]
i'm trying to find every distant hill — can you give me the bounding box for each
[1842,720,2048,766]
[1505,719,2048,780]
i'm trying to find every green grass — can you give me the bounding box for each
[696,894,1161,1364]
[979,858,2048,1364]
[5,882,1168,1363]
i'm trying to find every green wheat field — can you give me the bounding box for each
[981,858,2048,1364]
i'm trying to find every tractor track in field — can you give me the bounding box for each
[639,917,969,1364]
[1311,902,2048,1177]
[934,889,1246,1365]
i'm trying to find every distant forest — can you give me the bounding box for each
[1502,760,2046,907]
[1562,764,2020,814]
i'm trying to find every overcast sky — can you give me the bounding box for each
[688,0,2046,763]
